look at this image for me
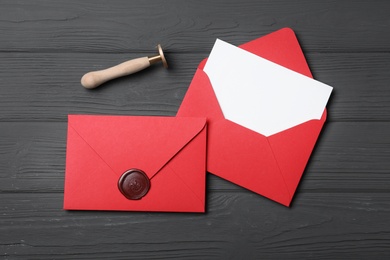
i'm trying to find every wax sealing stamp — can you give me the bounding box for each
[81,44,168,89]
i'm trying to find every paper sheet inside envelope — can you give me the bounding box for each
[203,39,333,136]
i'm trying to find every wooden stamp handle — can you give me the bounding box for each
[81,57,150,89]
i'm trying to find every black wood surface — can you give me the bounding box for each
[1,0,390,259]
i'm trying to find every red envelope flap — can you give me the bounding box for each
[207,112,326,206]
[239,27,313,78]
[65,125,119,208]
[177,68,224,122]
[67,115,206,180]
[197,28,312,78]
[207,119,291,205]
[158,124,207,208]
[268,110,327,200]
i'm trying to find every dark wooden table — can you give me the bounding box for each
[1,1,390,259]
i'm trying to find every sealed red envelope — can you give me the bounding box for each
[64,115,207,212]
[177,28,331,206]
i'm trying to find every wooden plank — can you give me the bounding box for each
[1,192,389,259]
[0,121,389,193]
[0,52,389,122]
[0,0,389,53]
[1,0,389,259]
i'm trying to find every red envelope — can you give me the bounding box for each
[64,115,207,212]
[177,28,327,206]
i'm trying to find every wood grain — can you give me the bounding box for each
[0,52,390,122]
[1,192,389,259]
[0,121,389,193]
[0,0,389,258]
[1,0,389,52]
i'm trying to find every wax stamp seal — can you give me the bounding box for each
[118,169,150,200]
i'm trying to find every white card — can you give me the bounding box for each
[203,39,333,136]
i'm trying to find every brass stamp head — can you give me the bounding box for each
[148,44,168,68]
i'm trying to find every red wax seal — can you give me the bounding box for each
[118,169,150,200]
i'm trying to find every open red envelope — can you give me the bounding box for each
[64,115,207,212]
[177,28,327,206]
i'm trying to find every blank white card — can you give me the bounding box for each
[203,39,333,136]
